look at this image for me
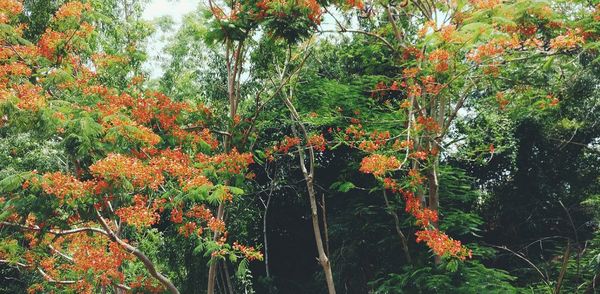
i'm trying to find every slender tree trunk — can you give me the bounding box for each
[207,203,226,294]
[95,210,180,294]
[321,193,330,257]
[555,242,571,294]
[427,156,441,265]
[223,260,234,294]
[306,176,336,293]
[284,94,336,294]
[262,192,272,278]
[382,190,412,263]
[208,38,243,294]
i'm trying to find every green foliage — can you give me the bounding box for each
[372,261,519,293]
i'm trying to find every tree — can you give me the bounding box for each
[0,2,261,293]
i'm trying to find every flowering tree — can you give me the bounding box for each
[300,0,589,266]
[198,1,358,292]
[0,2,261,293]
[196,0,589,292]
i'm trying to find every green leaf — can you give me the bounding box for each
[542,56,555,72]
[446,259,459,272]
[0,208,13,222]
[0,172,31,193]
[237,259,249,278]
[338,182,355,193]
[228,186,245,195]
[194,240,205,255]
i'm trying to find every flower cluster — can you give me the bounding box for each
[196,148,254,175]
[14,84,47,111]
[54,1,91,21]
[131,91,190,131]
[149,148,194,179]
[469,0,502,9]
[408,168,425,186]
[416,116,441,134]
[114,195,161,228]
[440,24,458,43]
[308,134,327,152]
[550,29,584,50]
[380,181,472,260]
[178,222,200,237]
[344,124,366,142]
[273,136,302,154]
[408,84,422,98]
[182,175,213,192]
[358,130,391,152]
[254,0,322,25]
[173,204,226,237]
[422,76,443,95]
[103,117,161,146]
[467,39,507,64]
[359,154,400,177]
[496,91,509,110]
[233,242,264,261]
[89,153,164,190]
[68,234,132,287]
[41,172,91,202]
[208,217,226,233]
[38,21,95,60]
[415,229,472,260]
[0,0,23,24]
[428,49,450,72]
[345,0,364,9]
[130,276,165,293]
[170,208,183,224]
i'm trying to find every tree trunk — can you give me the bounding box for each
[284,94,336,294]
[382,190,412,263]
[208,38,243,294]
[207,203,226,294]
[307,177,336,294]
[263,193,272,278]
[223,260,234,294]
[427,158,441,265]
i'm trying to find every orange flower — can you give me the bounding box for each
[308,134,327,152]
[550,29,584,50]
[428,49,450,72]
[0,0,23,23]
[359,154,400,176]
[496,91,509,110]
[15,84,47,111]
[415,229,472,260]
[182,175,213,191]
[178,222,198,237]
[170,208,183,224]
[416,116,441,133]
[469,0,501,9]
[233,242,264,261]
[115,195,161,228]
[274,136,302,153]
[54,1,91,20]
[103,117,161,146]
[89,153,164,190]
[41,172,91,202]
[208,217,226,233]
[467,39,507,64]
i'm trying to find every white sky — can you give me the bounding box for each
[142,0,199,21]
[140,0,343,79]
[142,0,202,79]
